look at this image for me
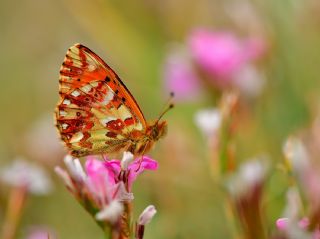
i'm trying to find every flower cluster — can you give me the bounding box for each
[273,135,320,239]
[55,152,158,238]
[164,28,267,101]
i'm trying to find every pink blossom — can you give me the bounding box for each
[85,158,118,204]
[188,29,265,85]
[276,218,289,230]
[104,155,158,191]
[55,155,133,224]
[163,45,201,101]
[25,227,56,239]
[276,217,320,238]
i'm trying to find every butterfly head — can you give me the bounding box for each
[149,120,168,141]
[149,99,174,141]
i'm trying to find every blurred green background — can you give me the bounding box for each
[1,0,320,238]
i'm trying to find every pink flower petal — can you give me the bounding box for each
[244,37,267,60]
[276,218,289,231]
[127,156,158,190]
[104,160,121,186]
[298,217,309,229]
[85,158,113,202]
[163,47,201,101]
[188,28,266,86]
[85,157,107,176]
[189,29,244,81]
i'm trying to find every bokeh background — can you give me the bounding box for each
[1,0,320,238]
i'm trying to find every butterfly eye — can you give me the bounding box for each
[76,112,81,117]
[151,127,159,139]
[104,76,111,82]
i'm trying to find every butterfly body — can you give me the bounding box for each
[55,44,167,157]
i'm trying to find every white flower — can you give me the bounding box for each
[0,158,53,195]
[138,205,157,225]
[194,108,221,137]
[54,166,74,191]
[23,113,64,164]
[95,200,124,223]
[282,187,302,219]
[234,64,265,98]
[227,157,268,197]
[63,155,86,182]
[283,136,309,173]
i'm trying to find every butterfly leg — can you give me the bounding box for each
[135,142,150,172]
[101,154,108,161]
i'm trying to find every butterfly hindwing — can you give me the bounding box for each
[55,44,147,157]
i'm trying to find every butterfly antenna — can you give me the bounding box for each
[156,92,175,122]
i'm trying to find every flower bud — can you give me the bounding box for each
[138,205,157,226]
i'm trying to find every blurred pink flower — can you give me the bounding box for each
[26,227,56,239]
[188,29,265,85]
[163,45,201,101]
[276,217,290,230]
[283,137,320,223]
[276,217,320,238]
[104,154,158,191]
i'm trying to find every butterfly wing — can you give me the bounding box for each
[55,43,147,157]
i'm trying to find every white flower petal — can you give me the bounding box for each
[194,108,221,137]
[63,155,84,181]
[226,157,269,197]
[95,200,124,223]
[283,137,309,173]
[234,64,265,98]
[54,166,74,190]
[121,151,134,170]
[0,158,53,195]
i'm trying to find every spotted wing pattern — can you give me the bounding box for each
[55,43,147,157]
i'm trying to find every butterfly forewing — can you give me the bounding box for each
[55,43,147,157]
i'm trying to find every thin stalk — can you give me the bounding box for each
[1,185,28,239]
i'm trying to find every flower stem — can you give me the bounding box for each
[1,185,28,239]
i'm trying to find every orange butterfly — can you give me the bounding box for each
[55,43,170,157]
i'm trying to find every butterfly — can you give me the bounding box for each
[55,43,170,157]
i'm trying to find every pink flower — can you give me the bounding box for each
[163,45,201,102]
[55,155,132,224]
[85,158,128,205]
[276,218,290,230]
[188,29,265,86]
[25,226,56,239]
[104,154,158,191]
[276,217,320,238]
